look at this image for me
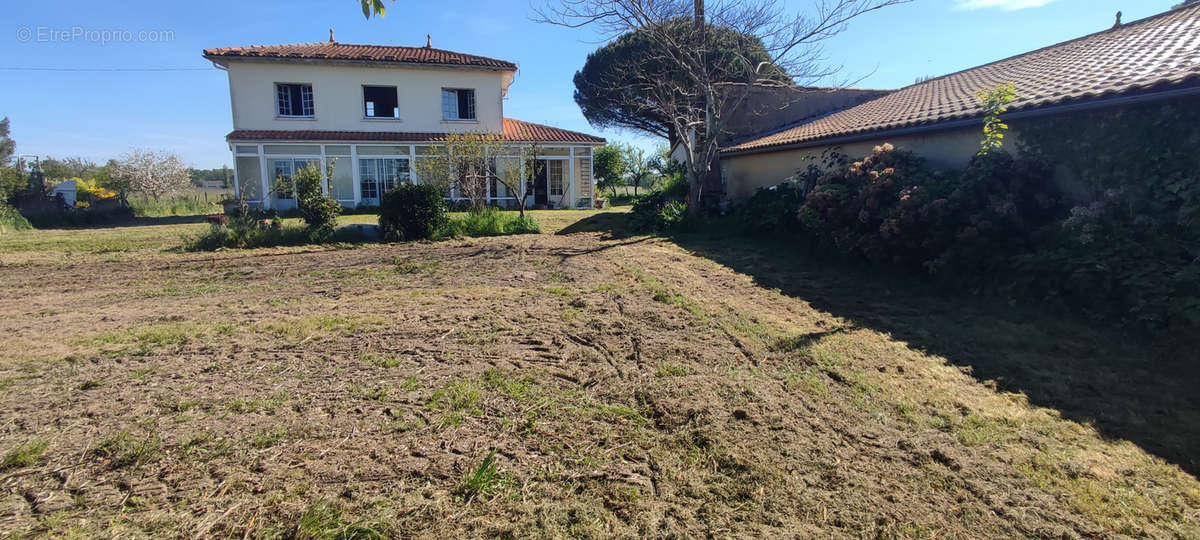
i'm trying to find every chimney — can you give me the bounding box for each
[329,28,335,42]
[425,34,431,48]
[1112,11,1122,29]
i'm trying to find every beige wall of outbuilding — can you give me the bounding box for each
[721,127,984,200]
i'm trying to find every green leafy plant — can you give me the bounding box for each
[292,161,341,242]
[184,216,312,251]
[455,450,509,502]
[978,83,1016,156]
[441,207,541,238]
[1013,96,1200,329]
[378,183,447,241]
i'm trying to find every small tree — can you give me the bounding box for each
[413,133,504,211]
[0,117,14,165]
[492,142,544,218]
[293,161,341,241]
[977,83,1016,156]
[624,144,655,196]
[536,0,910,215]
[111,149,190,202]
[39,157,98,181]
[593,144,627,197]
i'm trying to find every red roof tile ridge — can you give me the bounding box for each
[722,4,1200,154]
[893,4,1198,92]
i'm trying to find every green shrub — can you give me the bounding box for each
[378,184,447,242]
[0,202,31,233]
[184,216,312,251]
[736,180,807,234]
[1010,97,1200,329]
[660,171,689,199]
[23,206,135,228]
[735,107,1200,331]
[760,145,1059,272]
[293,162,341,242]
[629,193,691,232]
[658,200,687,229]
[441,207,540,238]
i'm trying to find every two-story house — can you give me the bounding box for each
[203,37,605,210]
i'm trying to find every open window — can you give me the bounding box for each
[276,83,313,117]
[363,86,398,118]
[441,88,476,120]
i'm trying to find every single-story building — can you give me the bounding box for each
[718,4,1200,200]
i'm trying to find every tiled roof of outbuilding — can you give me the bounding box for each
[227,119,605,145]
[725,4,1200,154]
[204,42,517,70]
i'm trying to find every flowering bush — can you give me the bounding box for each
[735,97,1200,332]
[769,144,1059,272]
[76,178,117,200]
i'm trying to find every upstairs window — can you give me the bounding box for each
[276,83,314,117]
[441,88,476,120]
[363,85,398,118]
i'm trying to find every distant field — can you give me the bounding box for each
[0,208,1196,537]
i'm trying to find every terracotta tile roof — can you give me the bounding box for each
[501,118,605,143]
[227,119,604,145]
[725,4,1200,155]
[204,42,517,71]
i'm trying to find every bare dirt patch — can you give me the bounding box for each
[0,219,1197,537]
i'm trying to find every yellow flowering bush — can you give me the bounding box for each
[76,178,117,200]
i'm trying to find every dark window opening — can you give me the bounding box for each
[363,86,398,118]
[276,83,313,117]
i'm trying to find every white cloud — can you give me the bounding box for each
[953,0,1059,10]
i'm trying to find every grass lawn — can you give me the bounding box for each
[0,209,1196,537]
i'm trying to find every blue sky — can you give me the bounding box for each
[0,0,1179,168]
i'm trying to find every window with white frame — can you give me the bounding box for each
[548,160,564,197]
[441,88,476,120]
[271,158,317,199]
[276,83,314,117]
[359,158,410,200]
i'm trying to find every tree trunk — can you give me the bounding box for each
[688,0,708,217]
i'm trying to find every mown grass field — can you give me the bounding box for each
[0,209,1197,537]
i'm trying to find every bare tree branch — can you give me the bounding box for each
[534,0,908,214]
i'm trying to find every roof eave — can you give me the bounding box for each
[721,83,1200,158]
[225,133,604,145]
[202,53,516,72]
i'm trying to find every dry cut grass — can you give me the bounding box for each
[0,209,1196,537]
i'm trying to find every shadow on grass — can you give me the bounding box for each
[565,212,1200,477]
[28,214,213,231]
[555,211,637,239]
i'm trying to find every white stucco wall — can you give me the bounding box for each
[224,61,507,134]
